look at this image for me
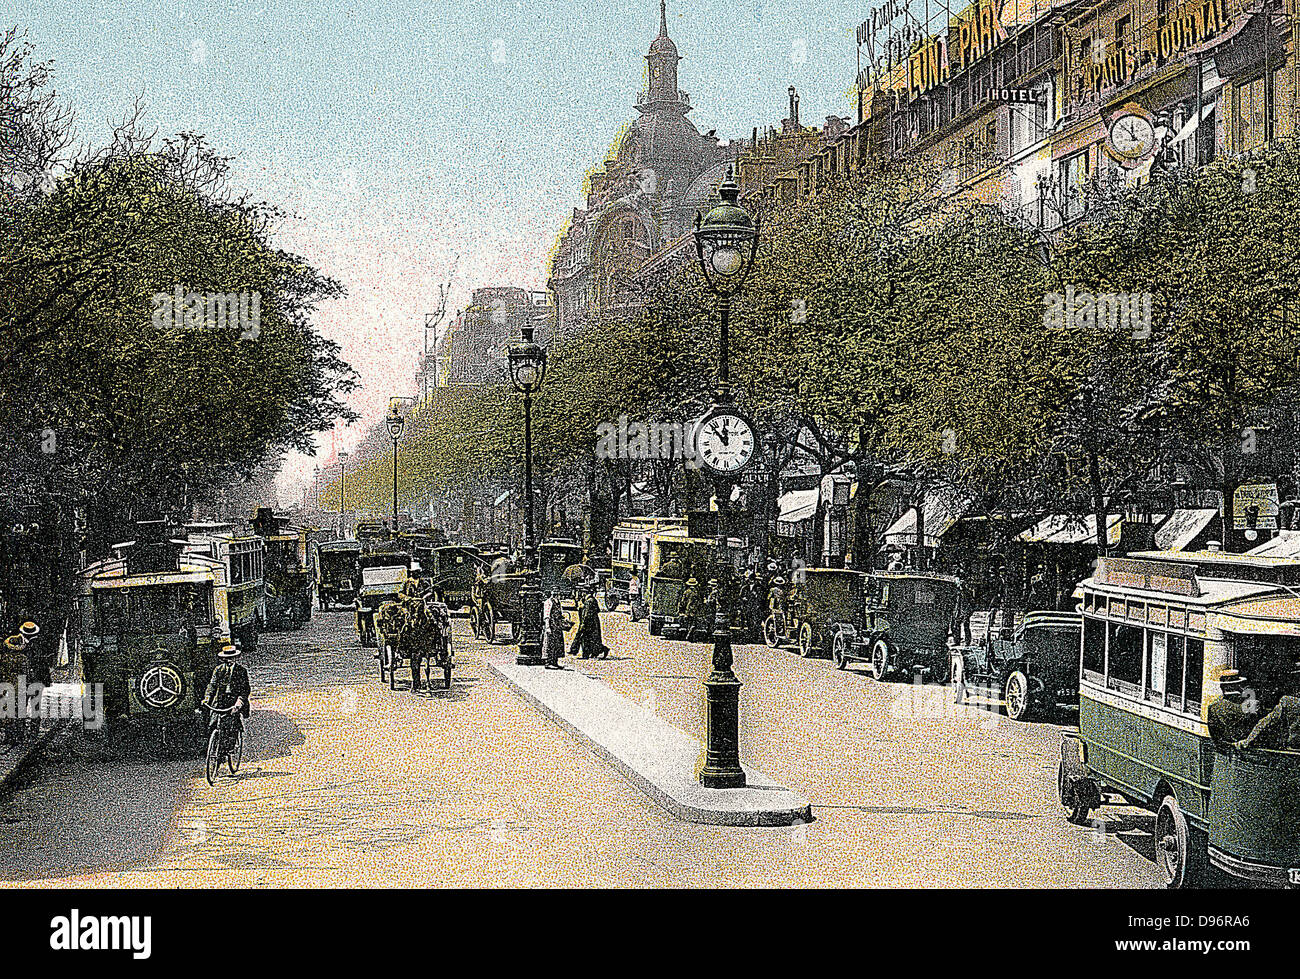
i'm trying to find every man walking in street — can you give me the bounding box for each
[542,588,568,669]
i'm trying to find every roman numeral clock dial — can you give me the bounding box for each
[695,410,756,475]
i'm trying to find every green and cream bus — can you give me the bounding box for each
[1060,551,1300,888]
[183,522,266,653]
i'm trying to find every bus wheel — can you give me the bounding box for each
[1155,795,1206,889]
[1004,670,1032,721]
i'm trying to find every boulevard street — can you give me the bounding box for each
[0,609,1163,888]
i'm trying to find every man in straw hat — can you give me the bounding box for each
[202,640,251,738]
[1208,669,1258,749]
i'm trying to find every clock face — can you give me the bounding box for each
[1108,112,1156,162]
[695,413,756,475]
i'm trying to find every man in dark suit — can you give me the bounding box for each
[1237,668,1300,752]
[203,641,251,736]
[1208,670,1258,748]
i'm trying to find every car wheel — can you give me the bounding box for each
[1004,670,1031,721]
[870,638,891,680]
[762,615,779,648]
[798,622,814,657]
[831,630,848,670]
[1155,794,1206,889]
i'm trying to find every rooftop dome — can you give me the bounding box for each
[624,111,705,176]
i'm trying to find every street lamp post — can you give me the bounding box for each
[507,321,548,666]
[339,451,349,538]
[387,407,405,535]
[692,167,760,789]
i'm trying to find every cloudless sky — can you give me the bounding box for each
[12,0,893,502]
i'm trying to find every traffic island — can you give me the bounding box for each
[488,655,812,827]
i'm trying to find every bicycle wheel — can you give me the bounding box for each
[228,728,243,774]
[205,729,221,785]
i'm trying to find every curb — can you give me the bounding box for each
[0,718,71,793]
[487,655,813,827]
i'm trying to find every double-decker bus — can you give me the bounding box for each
[251,508,313,631]
[182,522,265,652]
[1060,551,1300,887]
[80,522,224,739]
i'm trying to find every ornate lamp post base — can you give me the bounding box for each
[699,612,746,788]
[515,569,544,666]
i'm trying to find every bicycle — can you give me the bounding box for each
[204,702,244,785]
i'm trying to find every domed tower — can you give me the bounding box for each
[641,0,683,111]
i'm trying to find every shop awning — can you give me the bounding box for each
[1247,531,1300,558]
[1018,513,1122,546]
[1155,508,1220,551]
[881,497,963,546]
[777,488,819,525]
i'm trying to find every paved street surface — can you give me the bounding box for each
[0,608,1163,887]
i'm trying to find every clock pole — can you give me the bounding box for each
[692,168,759,789]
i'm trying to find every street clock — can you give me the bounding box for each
[694,405,757,476]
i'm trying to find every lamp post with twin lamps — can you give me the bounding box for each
[507,322,548,666]
[692,167,760,789]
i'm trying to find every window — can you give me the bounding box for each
[1060,149,1091,221]
[1083,615,1105,678]
[1184,638,1205,713]
[1146,631,1168,704]
[1107,622,1143,691]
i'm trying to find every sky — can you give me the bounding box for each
[12,0,892,504]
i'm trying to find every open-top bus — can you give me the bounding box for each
[1059,551,1300,887]
[80,522,224,739]
[182,522,265,653]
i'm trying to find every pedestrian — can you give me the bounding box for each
[0,635,25,745]
[17,622,44,738]
[542,589,570,669]
[569,585,609,660]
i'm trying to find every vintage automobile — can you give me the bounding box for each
[763,568,870,661]
[538,540,585,603]
[951,609,1083,720]
[316,540,361,610]
[376,594,454,691]
[846,571,961,680]
[182,521,265,653]
[425,544,480,610]
[354,549,413,648]
[80,521,224,743]
[251,508,313,631]
[1059,551,1300,888]
[645,530,718,638]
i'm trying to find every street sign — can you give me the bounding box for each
[1234,483,1279,530]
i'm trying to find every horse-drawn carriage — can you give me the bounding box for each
[376,590,454,690]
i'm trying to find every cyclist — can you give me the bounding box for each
[203,641,250,740]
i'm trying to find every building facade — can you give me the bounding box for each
[548,1,733,340]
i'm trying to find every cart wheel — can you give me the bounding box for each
[1155,794,1207,889]
[469,608,482,639]
[762,615,779,648]
[797,622,814,658]
[831,630,848,670]
[229,729,243,774]
[870,638,891,680]
[951,653,966,704]
[483,603,497,642]
[1004,670,1031,721]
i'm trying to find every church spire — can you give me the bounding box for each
[659,0,668,37]
[644,0,682,108]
